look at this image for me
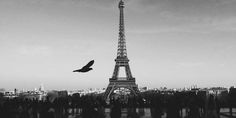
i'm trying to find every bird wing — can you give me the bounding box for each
[73,69,79,72]
[73,60,94,72]
[83,60,94,68]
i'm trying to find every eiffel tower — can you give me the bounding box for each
[104,0,139,100]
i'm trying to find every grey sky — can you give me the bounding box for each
[0,0,236,90]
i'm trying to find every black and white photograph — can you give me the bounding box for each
[0,0,236,118]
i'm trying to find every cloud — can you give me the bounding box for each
[121,0,236,35]
[128,16,236,34]
[128,27,209,34]
[211,17,236,32]
[178,62,205,68]
[130,0,236,12]
[0,0,117,9]
[17,45,52,56]
[128,0,236,23]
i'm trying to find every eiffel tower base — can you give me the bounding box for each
[103,79,139,102]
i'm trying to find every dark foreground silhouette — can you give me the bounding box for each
[0,88,236,118]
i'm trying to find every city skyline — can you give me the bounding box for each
[0,0,236,90]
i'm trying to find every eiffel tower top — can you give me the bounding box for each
[116,0,128,59]
[119,0,124,8]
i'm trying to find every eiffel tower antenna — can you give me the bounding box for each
[104,0,139,101]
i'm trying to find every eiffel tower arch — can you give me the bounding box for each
[104,0,139,100]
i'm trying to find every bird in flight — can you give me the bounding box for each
[73,60,94,73]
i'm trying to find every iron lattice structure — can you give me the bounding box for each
[104,0,139,100]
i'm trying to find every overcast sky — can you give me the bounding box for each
[0,0,236,90]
